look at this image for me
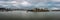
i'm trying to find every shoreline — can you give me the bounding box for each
[0,10,60,12]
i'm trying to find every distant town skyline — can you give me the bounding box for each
[0,0,60,10]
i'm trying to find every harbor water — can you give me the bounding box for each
[0,11,60,20]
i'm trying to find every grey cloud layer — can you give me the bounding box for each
[0,0,60,9]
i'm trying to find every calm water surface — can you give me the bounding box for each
[0,11,60,20]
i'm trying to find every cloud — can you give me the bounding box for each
[34,2,47,8]
[50,7,60,10]
[54,4,60,6]
[0,1,5,3]
[0,0,60,9]
[0,0,14,1]
[6,1,17,4]
[20,1,32,7]
[26,0,47,3]
[2,5,8,7]
[52,0,60,2]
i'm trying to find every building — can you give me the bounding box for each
[0,8,12,12]
[27,8,49,12]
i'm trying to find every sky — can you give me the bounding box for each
[0,0,60,10]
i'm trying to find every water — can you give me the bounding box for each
[0,11,60,20]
